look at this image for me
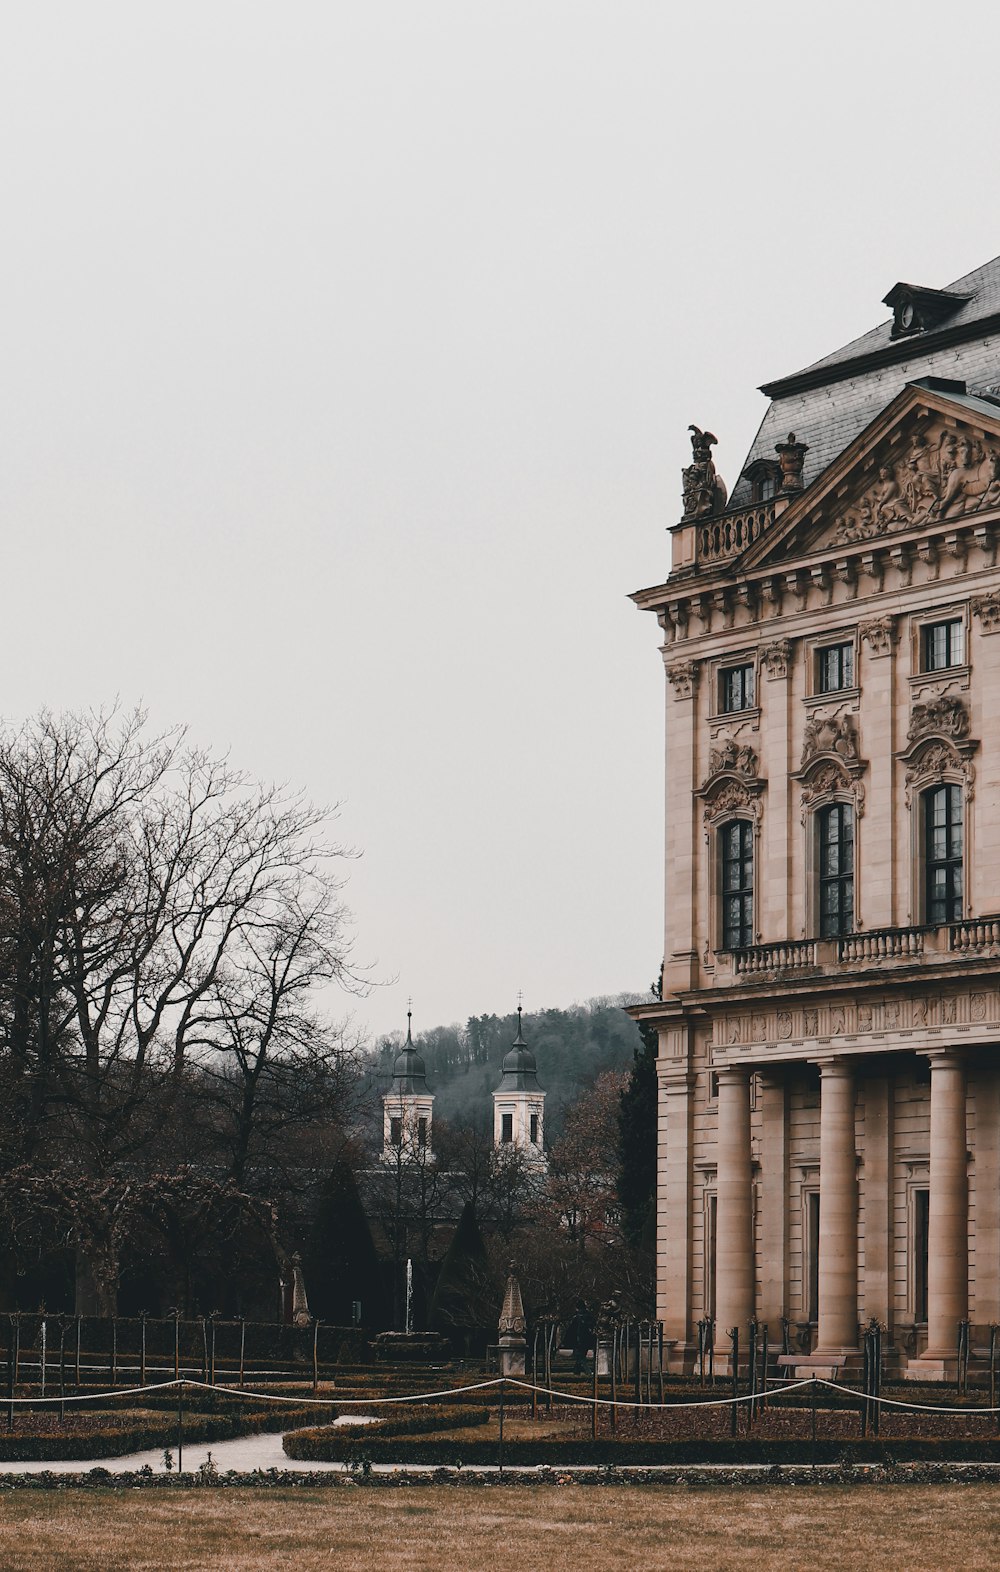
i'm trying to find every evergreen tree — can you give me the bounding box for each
[305,1159,384,1326]
[429,1199,490,1337]
[617,971,661,1245]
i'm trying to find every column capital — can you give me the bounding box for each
[919,1048,966,1070]
[812,1055,856,1079]
[714,1064,752,1087]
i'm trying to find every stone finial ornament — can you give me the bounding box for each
[291,1251,312,1328]
[682,425,728,519]
[775,433,809,492]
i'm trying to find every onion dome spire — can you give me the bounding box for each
[391,1008,429,1093]
[496,1004,542,1092]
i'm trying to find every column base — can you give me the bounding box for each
[902,1353,960,1382]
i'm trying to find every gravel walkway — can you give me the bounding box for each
[0,1415,379,1476]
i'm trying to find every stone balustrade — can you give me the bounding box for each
[837,927,926,963]
[696,503,774,564]
[950,918,1000,954]
[733,939,817,975]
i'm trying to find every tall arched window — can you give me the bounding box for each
[720,820,754,950]
[818,802,854,938]
[924,783,963,923]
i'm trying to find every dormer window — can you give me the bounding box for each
[883,281,972,340]
[743,458,782,504]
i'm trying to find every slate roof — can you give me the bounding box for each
[780,255,1000,383]
[728,256,1000,509]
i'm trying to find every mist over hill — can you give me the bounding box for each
[372,994,649,1142]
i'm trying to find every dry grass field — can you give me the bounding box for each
[0,1484,996,1571]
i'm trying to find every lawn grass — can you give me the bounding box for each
[0,1484,997,1570]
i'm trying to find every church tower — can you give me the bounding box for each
[382,1012,434,1160]
[493,1007,545,1165]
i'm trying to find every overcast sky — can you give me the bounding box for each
[0,2,997,1040]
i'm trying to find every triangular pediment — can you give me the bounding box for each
[740,383,1000,573]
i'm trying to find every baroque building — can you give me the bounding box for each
[630,255,1000,1378]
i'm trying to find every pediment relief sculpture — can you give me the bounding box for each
[907,693,971,746]
[682,425,728,520]
[903,737,976,805]
[798,759,866,824]
[701,778,763,830]
[707,735,759,780]
[833,424,1000,546]
[798,711,860,773]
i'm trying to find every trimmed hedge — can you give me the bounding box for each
[285,1406,490,1459]
[0,1404,322,1463]
[284,1433,1000,1466]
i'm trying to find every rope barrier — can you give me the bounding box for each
[2,1371,1000,1416]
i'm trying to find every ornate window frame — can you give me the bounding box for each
[900,698,977,924]
[808,796,859,939]
[701,781,764,954]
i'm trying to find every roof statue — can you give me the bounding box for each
[682,425,728,520]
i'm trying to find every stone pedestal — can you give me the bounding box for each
[499,1333,526,1376]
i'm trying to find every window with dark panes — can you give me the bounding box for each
[720,820,754,950]
[417,1117,427,1148]
[501,1113,513,1144]
[818,802,854,937]
[921,619,964,672]
[924,783,963,923]
[390,1116,402,1147]
[816,642,854,693]
[718,664,755,714]
[530,1113,539,1144]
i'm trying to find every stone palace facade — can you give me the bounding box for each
[629,255,1000,1378]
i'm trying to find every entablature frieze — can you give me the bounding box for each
[706,985,1000,1068]
[652,511,1000,647]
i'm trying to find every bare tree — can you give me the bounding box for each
[0,706,367,1312]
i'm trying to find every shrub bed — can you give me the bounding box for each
[285,1433,1000,1466]
[284,1405,491,1459]
[0,1404,322,1462]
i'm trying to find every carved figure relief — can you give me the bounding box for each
[859,615,897,655]
[907,693,970,746]
[707,734,759,779]
[832,421,1000,545]
[972,591,1000,632]
[702,779,763,831]
[759,639,792,679]
[800,712,859,769]
[799,761,865,823]
[682,425,728,520]
[666,660,699,698]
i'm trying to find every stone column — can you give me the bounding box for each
[815,1059,858,1355]
[758,1069,788,1329]
[924,1050,968,1360]
[715,1067,754,1338]
[861,1076,893,1332]
[657,1062,694,1348]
